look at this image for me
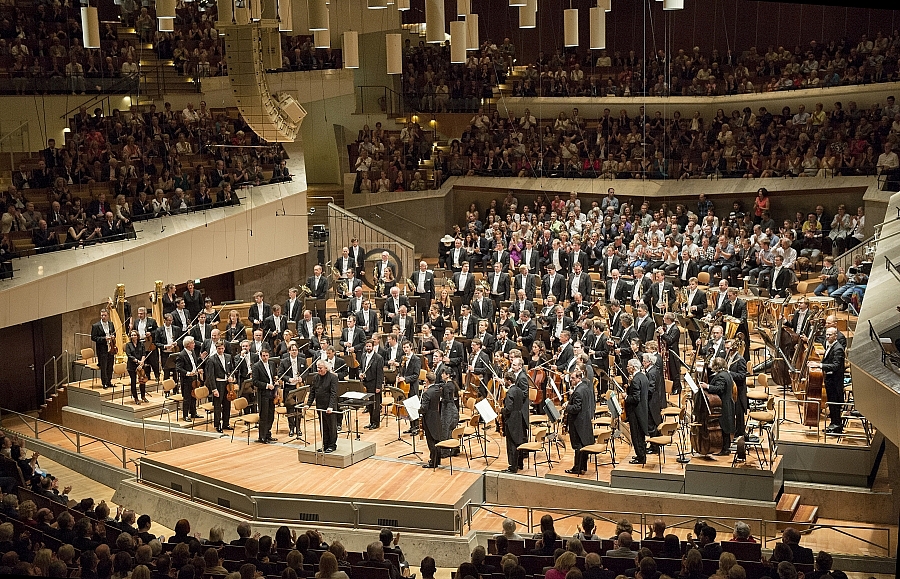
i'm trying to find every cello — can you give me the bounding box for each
[690,384,724,456]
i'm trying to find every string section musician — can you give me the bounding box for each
[564,368,595,475]
[91,308,116,390]
[625,358,649,465]
[252,349,280,444]
[206,340,235,433]
[502,369,527,474]
[361,340,385,430]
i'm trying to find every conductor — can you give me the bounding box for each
[501,371,527,474]
[625,359,649,465]
[419,372,443,469]
[307,360,340,453]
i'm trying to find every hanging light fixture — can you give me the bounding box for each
[314,28,330,48]
[599,0,611,11]
[563,8,578,48]
[450,20,467,63]
[519,0,536,28]
[457,0,469,17]
[589,6,605,49]
[425,0,445,43]
[343,30,359,68]
[82,6,100,49]
[397,0,410,10]
[308,0,328,30]
[158,17,174,32]
[663,0,683,9]
[156,0,176,19]
[277,0,292,32]
[368,0,387,9]
[509,0,526,7]
[465,13,479,50]
[386,33,402,74]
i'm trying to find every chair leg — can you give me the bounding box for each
[448,453,453,475]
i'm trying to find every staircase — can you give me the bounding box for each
[776,492,819,532]
[38,386,67,425]
[115,28,199,99]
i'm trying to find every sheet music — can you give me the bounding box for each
[340,391,368,400]
[475,399,498,423]
[684,373,699,394]
[404,395,421,421]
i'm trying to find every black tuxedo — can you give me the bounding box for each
[400,353,422,397]
[297,316,321,340]
[205,352,234,430]
[519,248,540,273]
[602,255,623,279]
[384,295,411,323]
[471,297,495,324]
[821,340,845,427]
[360,351,385,426]
[566,380,596,472]
[441,339,466,381]
[410,269,436,301]
[659,322,682,392]
[452,271,476,305]
[502,380,527,471]
[175,348,202,418]
[348,244,365,275]
[786,309,813,335]
[604,278,627,303]
[510,299,536,319]
[513,273,537,301]
[90,319,116,388]
[248,302,272,329]
[420,382,444,466]
[769,266,793,298]
[447,247,468,271]
[548,248,570,275]
[487,271,511,301]
[647,281,676,313]
[548,316,575,347]
[716,298,750,359]
[626,372,650,463]
[284,298,303,324]
[628,276,652,305]
[355,308,379,337]
[191,323,213,344]
[541,273,566,301]
[306,275,329,300]
[633,315,656,346]
[457,315,477,339]
[375,260,396,283]
[568,250,590,273]
[490,250,510,272]
[567,271,593,300]
[336,256,356,276]
[685,288,707,318]
[394,315,415,341]
[728,353,748,437]
[307,370,340,449]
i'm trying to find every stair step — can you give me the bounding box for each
[776,493,800,522]
[790,505,819,532]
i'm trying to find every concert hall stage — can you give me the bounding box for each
[138,438,484,534]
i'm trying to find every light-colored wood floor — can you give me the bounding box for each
[144,437,481,504]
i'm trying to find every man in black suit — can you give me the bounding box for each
[548,307,575,350]
[419,372,444,468]
[340,315,366,379]
[307,359,339,452]
[509,288,535,321]
[781,528,815,565]
[467,338,492,397]
[360,340,385,429]
[633,304,656,347]
[338,270,363,300]
[474,320,496,355]
[248,329,271,363]
[284,287,304,325]
[306,265,329,319]
[409,261,435,323]
[513,264,537,301]
[489,241,510,273]
[567,261,593,302]
[441,328,467,386]
[657,312,683,394]
[447,238,468,273]
[676,250,700,287]
[568,241,590,273]
[129,307,161,381]
[384,286,410,324]
[348,238,365,278]
[510,357,530,438]
[248,292,272,331]
[815,327,846,433]
[768,254,793,298]
[205,341,235,433]
[565,369,596,475]
[494,326,514,356]
[716,288,750,360]
[90,309,116,389]
[548,239,570,275]
[394,306,416,342]
[501,367,528,473]
[452,261,477,306]
[647,270,676,314]
[605,269,627,303]
[356,300,380,338]
[191,312,213,343]
[336,246,356,277]
[516,310,537,352]
[278,343,307,437]
[703,356,735,455]
[627,266,652,306]
[487,261,511,306]
[252,349,280,443]
[398,340,422,433]
[457,305,478,339]
[542,264,566,303]
[699,325,727,367]
[726,340,749,440]
[175,336,205,419]
[785,297,813,336]
[519,239,540,274]
[297,310,321,341]
[470,288,495,327]
[625,358,649,464]
[553,330,575,375]
[347,286,366,316]
[601,246,623,280]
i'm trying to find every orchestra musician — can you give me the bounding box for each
[182,280,203,321]
[628,266,651,306]
[131,307,160,382]
[448,238,468,273]
[161,283,178,317]
[565,292,590,322]
[452,262,476,305]
[360,339,385,429]
[541,264,566,303]
[683,277,706,343]
[224,310,246,352]
[249,329,271,362]
[398,340,422,424]
[471,289,495,328]
[676,249,700,288]
[813,328,846,434]
[307,360,339,452]
[247,291,271,331]
[516,310,537,352]
[768,254,792,298]
[490,241,511,273]
[307,265,329,319]
[725,339,749,442]
[356,300,380,338]
[458,305,477,340]
[487,262,511,307]
[262,305,287,348]
[339,270,363,300]
[298,310,321,341]
[633,304,656,347]
[206,340,235,433]
[252,349,280,443]
[467,338,491,397]
[191,312,213,344]
[605,269,627,303]
[510,288,536,320]
[601,246,623,280]
[701,357,735,455]
[324,346,350,380]
[495,326,514,356]
[155,314,179,381]
[124,330,148,405]
[341,315,366,380]
[420,372,444,469]
[384,286,410,324]
[648,270,676,314]
[519,238,540,274]
[394,306,415,342]
[553,330,575,375]
[548,306,575,350]
[510,357,530,436]
[336,246,356,278]
[200,297,220,326]
[277,342,305,438]
[642,350,664,454]
[91,309,117,390]
[347,286,366,317]
[175,336,204,420]
[475,320,496,355]
[410,260,436,323]
[584,321,609,396]
[657,312,682,395]
[568,240,590,274]
[565,368,595,475]
[607,300,623,336]
[715,288,750,360]
[613,313,638,371]
[625,358,649,465]
[513,264,537,301]
[698,325,727,368]
[235,339,254,414]
[567,261,592,302]
[785,297,812,335]
[348,237,365,278]
[502,370,527,473]
[375,251,396,287]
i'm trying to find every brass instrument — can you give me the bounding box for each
[405,277,415,295]
[722,315,742,340]
[374,266,385,297]
[677,287,689,316]
[298,285,312,299]
[337,280,348,298]
[331,266,341,280]
[479,276,491,293]
[448,278,457,292]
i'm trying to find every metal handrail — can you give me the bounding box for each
[0,406,148,472]
[59,74,141,120]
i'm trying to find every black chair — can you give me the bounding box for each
[721,540,762,562]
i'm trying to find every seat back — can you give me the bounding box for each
[533,427,548,443]
[162,378,177,393]
[697,271,710,285]
[660,421,678,438]
[193,385,210,399]
[595,430,611,445]
[721,540,762,561]
[113,362,127,376]
[81,347,95,362]
[232,397,249,412]
[451,425,466,440]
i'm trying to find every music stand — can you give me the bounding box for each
[543,399,566,460]
[384,386,409,446]
[285,385,310,443]
[470,399,499,464]
[339,391,373,441]
[287,321,298,335]
[398,395,423,460]
[335,299,350,317]
[306,298,327,322]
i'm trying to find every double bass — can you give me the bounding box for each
[690,384,724,456]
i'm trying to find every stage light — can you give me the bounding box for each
[664,0,683,9]
[368,0,387,9]
[308,0,328,30]
[425,0,445,43]
[82,6,100,49]
[564,8,578,47]
[343,30,359,68]
[457,0,469,16]
[450,21,466,63]
[397,0,410,10]
[590,6,605,49]
[519,0,536,28]
[314,28,330,48]
[158,17,174,31]
[386,33,402,74]
[156,0,176,19]
[465,13,478,50]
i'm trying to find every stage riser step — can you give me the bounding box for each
[776,493,800,522]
